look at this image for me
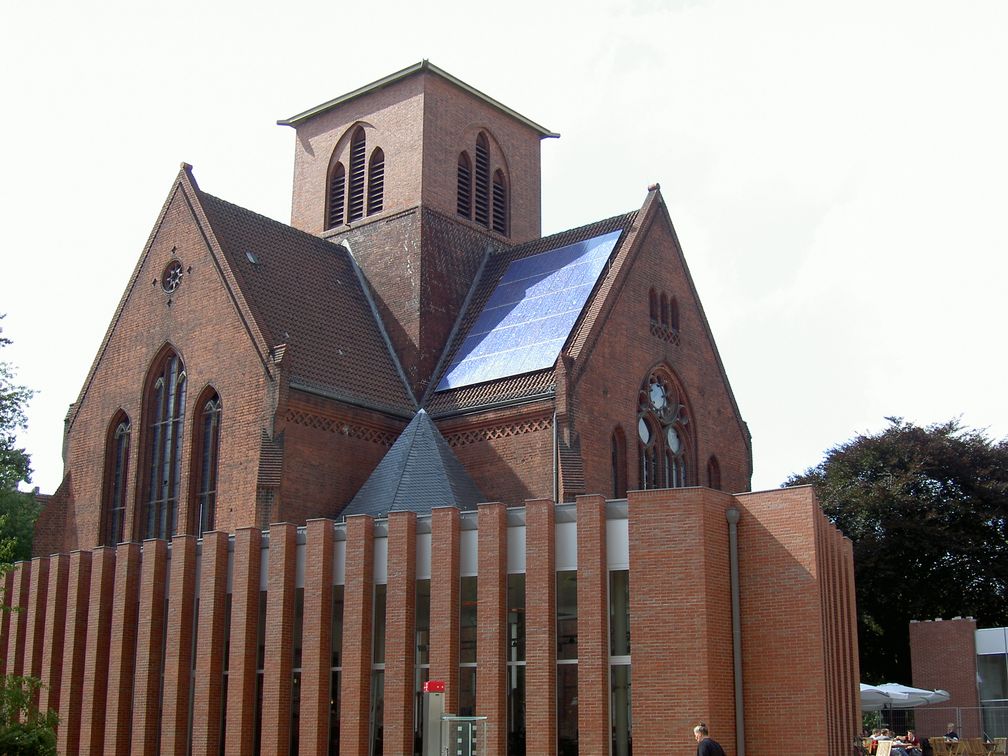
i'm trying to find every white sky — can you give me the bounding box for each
[2,0,1006,496]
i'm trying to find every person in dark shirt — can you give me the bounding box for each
[945,724,959,741]
[694,723,727,756]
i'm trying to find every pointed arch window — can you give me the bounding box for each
[192,390,221,536]
[101,413,131,546]
[326,161,345,229]
[142,350,187,540]
[492,170,508,236]
[637,369,690,490]
[707,455,721,491]
[660,293,669,328]
[457,152,472,219]
[367,147,384,215]
[670,297,680,331]
[649,289,658,322]
[611,427,627,499]
[347,127,367,222]
[474,132,491,228]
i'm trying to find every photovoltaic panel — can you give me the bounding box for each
[437,229,623,390]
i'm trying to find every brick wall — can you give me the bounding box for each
[910,617,981,738]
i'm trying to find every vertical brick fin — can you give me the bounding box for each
[430,506,461,714]
[575,494,609,755]
[192,531,230,756]
[911,618,981,738]
[23,557,51,686]
[5,563,30,677]
[39,553,69,715]
[842,538,861,742]
[525,497,557,755]
[57,550,93,756]
[80,547,116,756]
[299,520,335,756]
[0,570,14,676]
[262,523,298,756]
[385,511,418,756]
[132,538,169,756]
[341,515,375,756]
[227,527,263,756]
[105,542,141,756]
[477,502,508,756]
[162,535,198,756]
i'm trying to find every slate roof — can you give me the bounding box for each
[426,211,638,415]
[342,409,486,517]
[197,190,416,416]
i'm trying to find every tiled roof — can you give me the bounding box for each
[197,191,416,416]
[342,409,486,517]
[426,211,638,414]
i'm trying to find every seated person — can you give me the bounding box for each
[945,724,959,741]
[898,729,922,755]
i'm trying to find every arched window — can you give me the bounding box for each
[649,289,658,322]
[637,368,690,490]
[707,455,721,491]
[367,147,384,215]
[660,293,669,328]
[611,427,627,499]
[492,169,508,236]
[474,132,490,228]
[326,161,345,229]
[347,126,367,222]
[670,297,680,331]
[142,349,187,540]
[192,390,221,536]
[457,152,472,219]
[101,413,130,546]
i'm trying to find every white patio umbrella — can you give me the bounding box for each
[875,683,951,709]
[861,684,893,711]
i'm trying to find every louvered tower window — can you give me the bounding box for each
[101,414,131,546]
[347,127,367,222]
[367,148,384,215]
[492,170,508,236]
[457,152,472,218]
[474,132,490,227]
[142,350,186,540]
[326,162,345,229]
[193,391,221,537]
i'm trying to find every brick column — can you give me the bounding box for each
[105,542,141,756]
[22,557,50,687]
[384,511,417,756]
[525,498,557,755]
[430,506,461,714]
[161,535,198,756]
[80,547,116,756]
[5,562,30,676]
[131,538,168,756]
[262,523,298,756]
[226,527,263,756]
[192,531,229,756]
[576,494,609,755]
[57,550,92,755]
[0,569,14,676]
[300,519,334,756]
[477,502,508,756]
[39,553,69,715]
[340,515,374,756]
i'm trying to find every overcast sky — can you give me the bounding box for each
[2,0,1006,496]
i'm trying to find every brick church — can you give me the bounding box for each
[5,62,859,755]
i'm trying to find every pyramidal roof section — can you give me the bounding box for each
[342,409,486,518]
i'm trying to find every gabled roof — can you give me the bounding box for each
[342,409,486,518]
[195,186,416,416]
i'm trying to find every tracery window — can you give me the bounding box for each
[101,413,131,546]
[142,349,187,540]
[637,368,690,489]
[325,126,385,228]
[347,126,367,222]
[192,390,221,536]
[457,132,510,237]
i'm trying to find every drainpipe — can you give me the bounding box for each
[552,411,559,501]
[726,507,745,756]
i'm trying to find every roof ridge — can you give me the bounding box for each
[498,210,638,258]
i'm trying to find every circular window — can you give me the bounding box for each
[649,381,667,411]
[161,261,183,293]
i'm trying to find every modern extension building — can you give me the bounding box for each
[4,62,859,755]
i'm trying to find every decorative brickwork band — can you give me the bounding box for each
[105,542,141,756]
[575,494,609,755]
[162,535,198,756]
[79,547,116,756]
[430,506,461,714]
[384,511,418,756]
[262,523,298,756]
[477,502,508,756]
[299,520,335,756]
[131,539,168,756]
[57,550,93,756]
[285,409,395,447]
[191,531,230,756]
[39,553,69,715]
[340,515,375,756]
[445,417,552,448]
[525,498,557,755]
[226,527,263,756]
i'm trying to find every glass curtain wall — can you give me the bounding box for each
[610,570,631,756]
[557,571,578,755]
[460,576,478,716]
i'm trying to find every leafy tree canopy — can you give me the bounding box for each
[0,319,38,561]
[786,417,1008,684]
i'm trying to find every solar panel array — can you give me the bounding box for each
[437,229,623,391]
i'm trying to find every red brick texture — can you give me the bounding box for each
[226,527,263,756]
[477,502,508,756]
[105,541,141,756]
[0,569,14,676]
[191,531,229,756]
[262,523,298,756]
[57,550,92,756]
[5,562,29,676]
[525,498,557,755]
[22,556,50,686]
[79,547,116,756]
[384,511,418,755]
[161,535,198,756]
[340,515,375,756]
[430,506,461,714]
[131,538,168,756]
[575,494,609,755]
[910,617,981,738]
[300,519,335,756]
[39,553,69,716]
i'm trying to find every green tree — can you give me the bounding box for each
[0,677,58,755]
[786,417,1008,683]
